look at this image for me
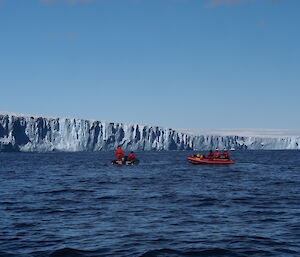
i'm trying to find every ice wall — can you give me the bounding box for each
[0,113,299,152]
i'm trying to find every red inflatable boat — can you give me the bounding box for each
[187,155,235,164]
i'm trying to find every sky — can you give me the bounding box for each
[0,0,299,130]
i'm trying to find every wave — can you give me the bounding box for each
[0,251,16,257]
[48,247,111,257]
[140,248,246,257]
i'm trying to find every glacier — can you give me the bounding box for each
[0,112,299,152]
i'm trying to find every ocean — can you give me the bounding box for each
[0,150,299,257]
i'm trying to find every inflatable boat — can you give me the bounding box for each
[187,156,235,164]
[112,159,140,165]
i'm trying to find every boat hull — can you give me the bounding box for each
[187,156,235,164]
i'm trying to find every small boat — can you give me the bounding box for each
[187,155,235,164]
[112,159,140,165]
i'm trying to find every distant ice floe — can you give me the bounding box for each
[0,112,299,152]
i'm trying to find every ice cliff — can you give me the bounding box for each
[0,112,299,152]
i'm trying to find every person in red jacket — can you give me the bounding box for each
[115,146,124,161]
[128,151,136,160]
[215,150,220,159]
[223,149,229,159]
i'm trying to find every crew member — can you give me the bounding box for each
[128,151,136,160]
[207,150,214,159]
[115,146,124,161]
[223,149,229,159]
[215,149,220,158]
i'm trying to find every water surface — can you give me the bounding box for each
[0,151,299,256]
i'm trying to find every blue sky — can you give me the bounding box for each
[0,0,299,129]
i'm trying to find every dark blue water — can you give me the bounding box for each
[0,151,299,257]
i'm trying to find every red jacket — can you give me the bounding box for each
[223,151,229,158]
[215,151,220,158]
[128,153,135,160]
[115,147,124,160]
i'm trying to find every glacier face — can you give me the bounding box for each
[0,113,299,152]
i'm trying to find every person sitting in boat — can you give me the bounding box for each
[207,150,214,159]
[128,151,136,161]
[222,149,229,159]
[115,146,124,161]
[215,149,220,159]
